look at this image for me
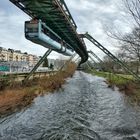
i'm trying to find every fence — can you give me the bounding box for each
[0,71,57,82]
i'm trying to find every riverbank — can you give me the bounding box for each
[1,71,140,139]
[0,63,76,118]
[86,69,140,104]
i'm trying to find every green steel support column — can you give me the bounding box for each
[89,55,98,68]
[83,33,140,81]
[88,52,104,70]
[74,56,80,64]
[59,53,77,71]
[88,50,103,63]
[86,61,91,69]
[89,55,97,64]
[23,49,52,83]
[74,57,81,68]
[87,61,95,70]
[9,0,88,64]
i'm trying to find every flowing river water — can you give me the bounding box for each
[0,71,140,140]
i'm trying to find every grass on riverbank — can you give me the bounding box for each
[86,69,140,99]
[0,62,76,117]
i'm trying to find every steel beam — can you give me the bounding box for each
[74,56,80,64]
[82,33,140,81]
[23,49,52,83]
[9,0,88,64]
[89,55,99,69]
[87,61,95,70]
[88,50,103,63]
[59,53,77,71]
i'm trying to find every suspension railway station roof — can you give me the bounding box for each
[10,0,88,64]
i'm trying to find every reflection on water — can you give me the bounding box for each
[0,71,140,140]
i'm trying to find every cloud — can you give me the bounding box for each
[0,0,69,59]
[65,0,132,59]
[0,0,132,60]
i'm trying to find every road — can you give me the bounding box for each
[0,71,140,140]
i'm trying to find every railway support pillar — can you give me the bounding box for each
[59,53,77,71]
[22,49,52,83]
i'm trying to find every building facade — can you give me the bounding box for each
[0,47,67,72]
[0,47,39,64]
[48,58,66,70]
[0,47,9,61]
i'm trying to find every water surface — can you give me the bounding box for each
[0,71,140,140]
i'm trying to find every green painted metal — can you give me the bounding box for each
[88,51,103,63]
[23,49,52,83]
[59,53,76,70]
[89,55,99,68]
[9,0,88,64]
[82,33,140,81]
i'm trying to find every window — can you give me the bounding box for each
[26,23,38,33]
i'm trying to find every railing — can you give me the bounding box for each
[0,71,57,82]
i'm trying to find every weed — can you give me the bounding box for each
[0,62,76,117]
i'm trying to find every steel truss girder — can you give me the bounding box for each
[9,0,88,64]
[83,33,140,81]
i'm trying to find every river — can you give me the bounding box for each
[0,71,140,140]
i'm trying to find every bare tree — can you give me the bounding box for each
[105,0,140,74]
[119,27,140,73]
[102,55,115,72]
[124,0,140,28]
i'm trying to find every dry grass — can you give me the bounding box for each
[0,88,37,117]
[39,62,76,92]
[0,62,76,117]
[122,82,140,106]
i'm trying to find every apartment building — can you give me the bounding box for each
[0,47,67,72]
[0,47,39,66]
[0,47,8,61]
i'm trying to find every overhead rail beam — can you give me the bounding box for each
[82,33,140,81]
[57,0,77,29]
[10,0,88,64]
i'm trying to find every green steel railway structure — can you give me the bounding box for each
[9,0,140,81]
[10,0,88,64]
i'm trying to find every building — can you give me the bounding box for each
[33,55,40,66]
[0,47,67,72]
[0,47,40,72]
[27,54,34,66]
[48,58,66,70]
[21,53,28,62]
[0,47,9,61]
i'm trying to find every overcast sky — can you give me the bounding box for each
[0,0,132,60]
